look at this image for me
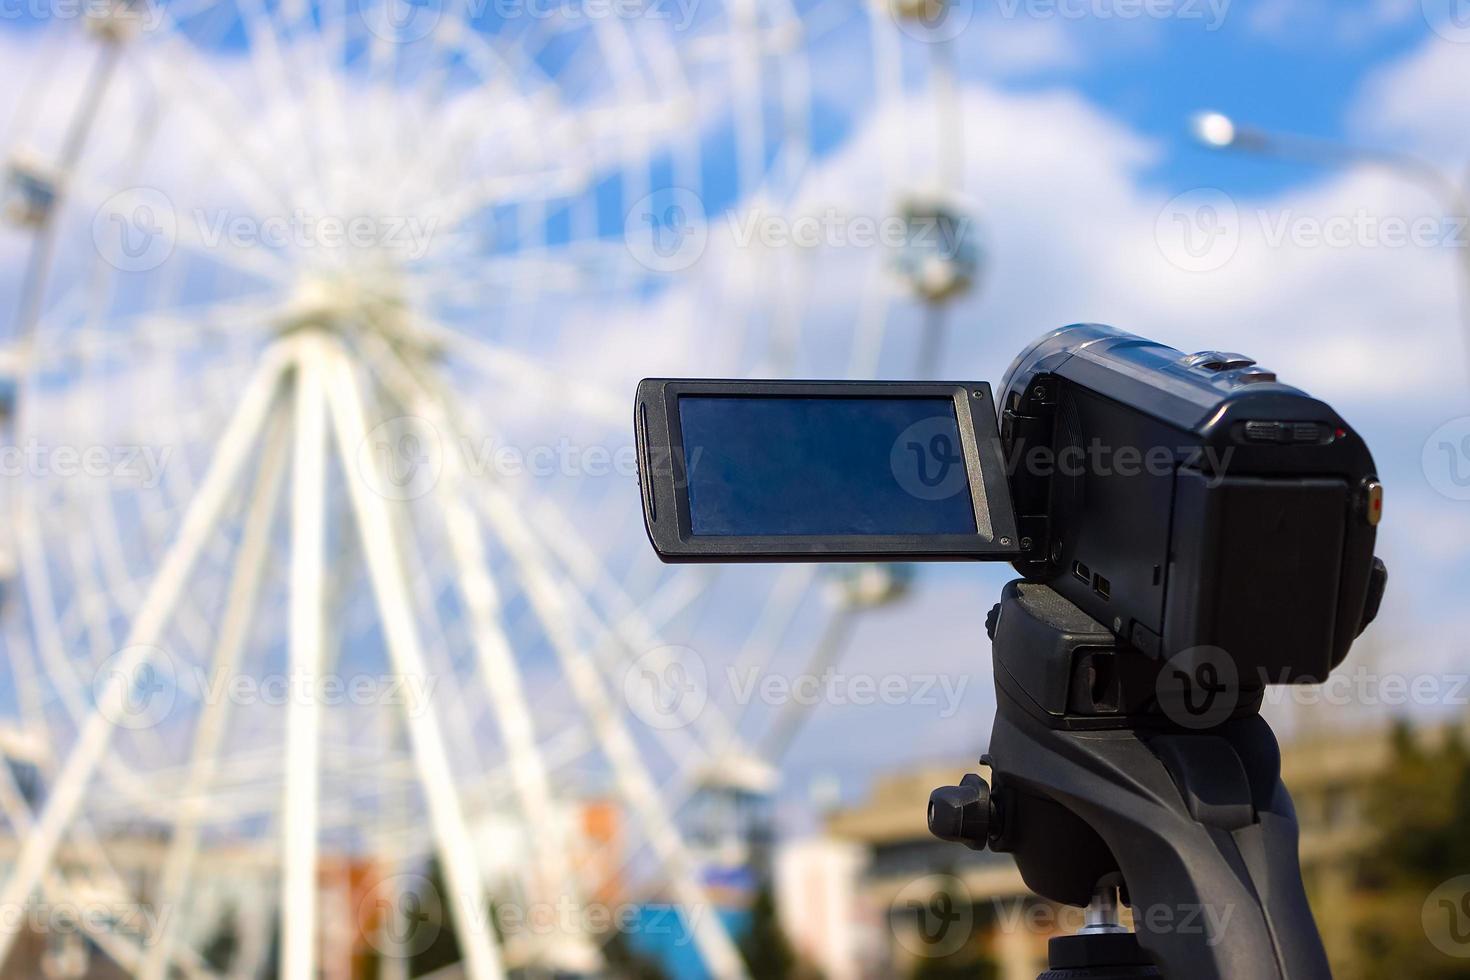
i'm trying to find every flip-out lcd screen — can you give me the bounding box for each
[678,396,978,536]
[636,379,1020,563]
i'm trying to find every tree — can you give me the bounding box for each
[1352,720,1470,978]
[905,887,999,980]
[738,884,807,979]
[200,903,241,973]
[407,858,465,978]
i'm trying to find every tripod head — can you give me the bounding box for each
[632,324,1388,978]
[929,580,1328,978]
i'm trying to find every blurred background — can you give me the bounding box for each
[0,0,1468,977]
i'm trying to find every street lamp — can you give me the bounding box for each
[1189,110,1466,202]
[1190,111,1237,150]
[1190,110,1470,384]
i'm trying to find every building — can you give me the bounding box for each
[789,717,1469,980]
[814,761,1055,979]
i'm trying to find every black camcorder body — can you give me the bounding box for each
[636,322,1386,683]
[998,324,1386,684]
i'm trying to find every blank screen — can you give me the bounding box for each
[678,396,978,536]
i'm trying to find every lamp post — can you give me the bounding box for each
[1190,110,1470,385]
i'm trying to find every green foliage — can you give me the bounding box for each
[407,859,463,978]
[738,885,805,979]
[1353,720,1470,979]
[902,876,998,980]
[200,903,240,973]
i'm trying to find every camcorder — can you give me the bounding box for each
[634,324,1388,979]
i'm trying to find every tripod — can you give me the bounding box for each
[929,581,1333,980]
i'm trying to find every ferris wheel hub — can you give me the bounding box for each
[275,271,438,359]
[83,0,146,42]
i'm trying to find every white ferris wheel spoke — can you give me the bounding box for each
[0,612,45,740]
[59,524,169,765]
[320,334,509,980]
[521,496,748,758]
[11,346,276,815]
[0,765,213,979]
[369,344,740,772]
[138,399,291,980]
[13,498,115,744]
[636,568,721,640]
[758,603,859,763]
[18,297,277,369]
[930,34,963,192]
[0,728,190,978]
[727,563,819,717]
[403,239,659,302]
[234,0,339,225]
[10,38,122,351]
[770,0,813,192]
[408,316,626,425]
[0,339,294,970]
[386,490,531,880]
[281,331,330,980]
[469,466,752,980]
[355,338,748,980]
[11,496,183,811]
[0,1,905,973]
[848,267,895,378]
[136,15,314,221]
[428,406,603,971]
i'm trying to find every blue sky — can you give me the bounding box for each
[795,0,1464,194]
[2,0,1469,833]
[698,0,1470,811]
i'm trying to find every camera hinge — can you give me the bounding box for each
[1003,375,1060,569]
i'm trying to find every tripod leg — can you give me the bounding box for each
[990,706,1331,980]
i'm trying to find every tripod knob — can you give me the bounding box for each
[928,773,994,851]
[985,602,1001,641]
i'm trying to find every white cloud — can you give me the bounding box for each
[518,72,1470,792]
[1354,32,1470,165]
[4,13,1466,809]
[689,82,1466,408]
[967,17,1085,75]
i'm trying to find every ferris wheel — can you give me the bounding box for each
[0,0,981,977]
